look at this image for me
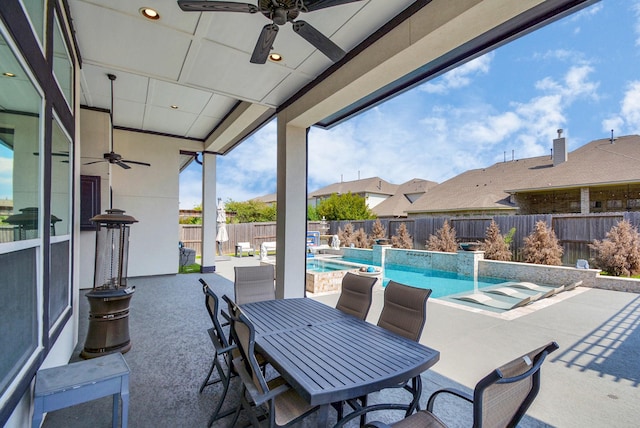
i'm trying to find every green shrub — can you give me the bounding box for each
[589,220,640,276]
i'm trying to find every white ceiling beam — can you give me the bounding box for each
[203,101,275,154]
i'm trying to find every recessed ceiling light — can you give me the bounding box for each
[140,7,160,20]
[170,105,179,109]
[3,72,16,77]
[269,53,283,62]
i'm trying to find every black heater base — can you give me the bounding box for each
[81,288,134,359]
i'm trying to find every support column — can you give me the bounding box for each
[275,118,308,298]
[580,187,590,214]
[201,152,217,273]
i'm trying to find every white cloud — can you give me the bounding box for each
[620,81,640,133]
[633,1,640,46]
[419,53,493,94]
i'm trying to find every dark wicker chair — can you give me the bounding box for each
[198,278,238,427]
[335,272,378,320]
[223,295,320,427]
[234,265,276,304]
[365,341,560,428]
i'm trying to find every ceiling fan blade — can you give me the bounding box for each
[122,160,151,167]
[303,0,366,12]
[292,20,345,62]
[115,161,131,170]
[177,1,258,13]
[83,160,105,165]
[250,24,279,64]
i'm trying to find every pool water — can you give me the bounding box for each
[306,259,356,273]
[382,263,504,298]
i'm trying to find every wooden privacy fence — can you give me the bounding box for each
[180,213,640,266]
[179,221,327,257]
[332,212,640,266]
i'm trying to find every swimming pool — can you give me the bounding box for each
[321,256,505,298]
[383,263,504,298]
[306,259,357,273]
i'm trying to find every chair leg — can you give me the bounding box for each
[208,360,235,426]
[200,358,218,393]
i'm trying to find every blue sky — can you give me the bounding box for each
[184,1,637,208]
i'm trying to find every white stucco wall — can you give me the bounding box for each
[78,109,194,278]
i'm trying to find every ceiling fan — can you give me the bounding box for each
[177,0,365,64]
[84,74,151,169]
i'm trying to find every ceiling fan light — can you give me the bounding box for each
[140,7,160,20]
[3,72,16,77]
[269,53,282,62]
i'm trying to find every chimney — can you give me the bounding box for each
[553,129,567,166]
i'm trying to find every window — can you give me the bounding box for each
[52,13,73,107]
[606,200,623,209]
[49,117,72,327]
[0,28,44,401]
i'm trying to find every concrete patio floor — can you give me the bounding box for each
[42,256,640,427]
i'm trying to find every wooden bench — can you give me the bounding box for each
[32,353,130,428]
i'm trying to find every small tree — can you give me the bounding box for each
[352,228,369,248]
[483,220,512,261]
[521,220,563,265]
[589,220,640,276]
[338,223,354,247]
[426,220,457,252]
[391,223,413,249]
[369,219,387,246]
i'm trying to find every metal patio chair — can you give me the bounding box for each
[335,272,378,320]
[364,341,560,428]
[224,295,320,427]
[198,278,238,426]
[234,265,275,304]
[338,281,433,425]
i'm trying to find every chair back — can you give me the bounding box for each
[199,278,229,349]
[335,272,377,320]
[223,294,270,395]
[377,281,432,341]
[234,265,276,305]
[473,341,559,428]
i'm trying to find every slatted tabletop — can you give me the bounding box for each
[241,298,440,407]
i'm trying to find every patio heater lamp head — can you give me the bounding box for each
[90,208,138,291]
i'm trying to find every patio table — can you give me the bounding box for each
[241,298,440,427]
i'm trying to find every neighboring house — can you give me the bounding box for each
[407,134,640,217]
[0,198,12,216]
[373,179,438,218]
[252,193,277,206]
[308,177,398,209]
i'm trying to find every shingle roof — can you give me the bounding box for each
[308,176,398,198]
[407,134,640,214]
[373,178,438,217]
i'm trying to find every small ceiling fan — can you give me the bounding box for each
[177,0,365,64]
[84,74,151,169]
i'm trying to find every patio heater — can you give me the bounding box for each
[81,208,137,359]
[5,207,61,240]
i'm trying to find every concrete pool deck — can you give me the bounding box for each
[217,256,640,427]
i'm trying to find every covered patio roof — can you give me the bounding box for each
[67,0,598,157]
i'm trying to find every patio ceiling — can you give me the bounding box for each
[64,0,599,158]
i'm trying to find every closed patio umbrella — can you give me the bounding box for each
[216,199,228,255]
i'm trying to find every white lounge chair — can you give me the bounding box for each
[502,281,562,299]
[235,242,255,257]
[454,293,536,310]
[484,287,539,301]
